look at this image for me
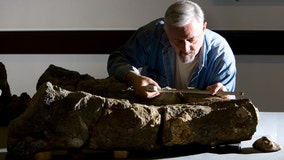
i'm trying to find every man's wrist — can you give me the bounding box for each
[125,72,139,86]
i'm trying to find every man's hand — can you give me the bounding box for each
[125,72,161,98]
[206,82,231,99]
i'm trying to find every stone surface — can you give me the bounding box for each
[89,101,161,151]
[7,82,162,158]
[253,136,281,152]
[8,82,104,158]
[7,64,259,158]
[0,62,31,125]
[0,62,11,98]
[162,100,258,146]
[36,64,226,106]
[0,93,31,125]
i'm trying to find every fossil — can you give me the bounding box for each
[253,136,281,152]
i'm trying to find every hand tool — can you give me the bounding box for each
[146,85,244,96]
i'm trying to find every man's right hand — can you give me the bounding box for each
[125,72,161,98]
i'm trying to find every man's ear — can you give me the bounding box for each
[203,22,207,31]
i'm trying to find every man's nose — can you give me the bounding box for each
[180,40,191,52]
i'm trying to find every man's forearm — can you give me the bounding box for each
[125,72,140,86]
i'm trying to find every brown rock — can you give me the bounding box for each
[36,64,82,92]
[7,82,105,158]
[162,100,258,146]
[0,93,31,125]
[253,136,281,152]
[6,65,259,158]
[0,62,11,98]
[0,62,31,125]
[89,102,161,151]
[35,64,226,106]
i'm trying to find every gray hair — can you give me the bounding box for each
[164,0,204,27]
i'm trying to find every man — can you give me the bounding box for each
[107,0,236,99]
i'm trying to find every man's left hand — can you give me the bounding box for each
[206,83,231,99]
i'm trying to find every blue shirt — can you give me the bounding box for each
[107,18,236,91]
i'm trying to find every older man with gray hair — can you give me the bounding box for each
[108,0,236,99]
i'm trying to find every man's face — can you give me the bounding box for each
[164,19,207,64]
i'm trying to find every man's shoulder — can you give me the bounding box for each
[141,18,165,30]
[205,29,224,39]
[136,18,165,38]
[204,29,234,57]
[204,29,228,45]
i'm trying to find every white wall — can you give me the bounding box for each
[195,0,284,30]
[1,0,284,30]
[0,0,175,30]
[236,55,284,112]
[0,0,283,111]
[0,54,109,96]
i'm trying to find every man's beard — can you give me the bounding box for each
[178,51,196,64]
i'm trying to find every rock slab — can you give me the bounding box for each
[7,65,259,158]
